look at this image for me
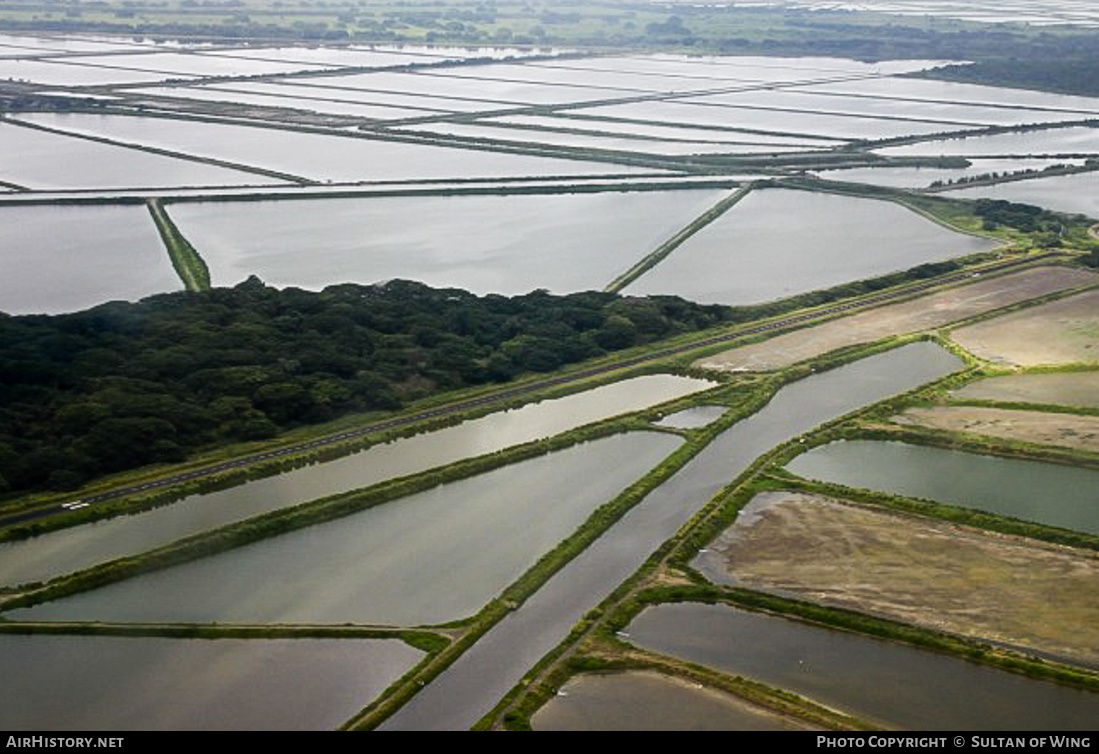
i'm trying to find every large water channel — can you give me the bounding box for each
[787,439,1099,535]
[0,374,710,587]
[626,603,1099,730]
[380,341,964,729]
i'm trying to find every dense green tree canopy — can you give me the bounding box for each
[0,279,730,496]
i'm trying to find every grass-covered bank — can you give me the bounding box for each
[147,198,210,292]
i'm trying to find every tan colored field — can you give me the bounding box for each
[695,266,1097,372]
[894,406,1099,452]
[952,371,1099,408]
[704,491,1099,666]
[952,288,1099,366]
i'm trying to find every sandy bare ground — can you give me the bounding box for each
[695,266,1097,372]
[952,371,1099,408]
[951,287,1099,366]
[703,491,1099,667]
[894,405,1099,452]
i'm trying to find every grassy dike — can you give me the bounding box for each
[604,183,753,293]
[147,198,211,292]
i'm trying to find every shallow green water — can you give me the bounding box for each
[787,439,1099,534]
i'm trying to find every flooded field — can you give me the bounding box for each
[381,343,965,730]
[807,78,1099,115]
[695,491,1099,666]
[16,113,650,182]
[817,158,1084,190]
[685,89,1079,127]
[952,370,1099,407]
[0,121,277,191]
[0,203,179,315]
[493,114,841,148]
[0,634,423,730]
[786,439,1099,534]
[951,287,1099,366]
[0,374,711,587]
[398,121,759,155]
[894,405,1099,452]
[949,170,1099,219]
[876,126,1099,158]
[6,33,1099,729]
[624,188,1000,305]
[132,85,434,121]
[580,99,973,140]
[532,671,817,731]
[149,81,492,114]
[626,602,1099,730]
[167,189,725,293]
[695,266,1098,372]
[10,432,683,625]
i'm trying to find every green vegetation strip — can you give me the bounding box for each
[604,183,753,293]
[147,198,210,292]
[0,620,447,649]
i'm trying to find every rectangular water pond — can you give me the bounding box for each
[0,633,423,730]
[8,432,682,626]
[627,603,1099,730]
[623,188,999,305]
[167,189,726,293]
[0,374,711,587]
[786,439,1099,535]
[0,120,279,191]
[0,204,179,315]
[16,113,655,183]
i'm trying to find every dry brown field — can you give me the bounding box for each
[694,266,1097,373]
[951,287,1099,366]
[952,371,1099,408]
[893,405,1099,452]
[702,491,1099,667]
